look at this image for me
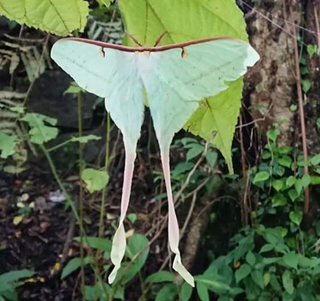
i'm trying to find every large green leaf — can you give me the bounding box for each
[119,0,249,173]
[185,81,242,173]
[74,236,112,253]
[145,271,174,283]
[0,0,88,36]
[196,282,209,301]
[155,284,178,301]
[282,270,294,295]
[61,256,93,280]
[181,282,193,301]
[0,270,35,293]
[115,233,150,284]
[195,274,231,294]
[235,264,251,283]
[283,252,299,270]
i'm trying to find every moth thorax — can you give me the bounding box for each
[134,51,151,56]
[136,53,152,80]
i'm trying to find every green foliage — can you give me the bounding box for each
[181,127,320,301]
[0,131,18,159]
[70,135,101,144]
[127,213,137,224]
[81,168,109,193]
[181,282,193,301]
[0,91,27,172]
[119,0,250,173]
[74,236,112,254]
[63,82,85,94]
[307,44,319,58]
[253,171,270,184]
[155,284,178,301]
[301,79,311,93]
[0,0,89,36]
[159,127,320,301]
[65,234,150,300]
[299,49,312,93]
[84,282,124,301]
[1,105,102,173]
[21,113,58,144]
[61,256,93,280]
[153,137,218,201]
[249,127,320,226]
[192,225,320,301]
[0,269,35,300]
[119,233,150,284]
[95,0,113,8]
[185,81,243,174]
[145,271,174,283]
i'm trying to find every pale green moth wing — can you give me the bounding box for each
[150,39,259,103]
[51,40,145,284]
[139,39,259,287]
[50,37,259,287]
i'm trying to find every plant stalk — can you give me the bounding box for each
[98,113,111,238]
[293,27,310,215]
[77,93,86,300]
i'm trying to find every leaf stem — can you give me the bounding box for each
[47,139,73,152]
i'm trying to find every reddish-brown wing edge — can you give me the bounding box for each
[54,36,244,52]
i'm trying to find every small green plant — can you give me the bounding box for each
[298,39,312,93]
[250,127,320,228]
[0,269,35,301]
[189,127,320,301]
[197,225,320,301]
[61,234,149,300]
[307,44,320,58]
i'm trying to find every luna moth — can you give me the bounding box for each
[51,35,259,287]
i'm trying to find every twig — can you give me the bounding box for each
[292,26,310,215]
[180,192,197,241]
[98,113,111,238]
[235,102,273,129]
[182,178,210,201]
[193,196,237,222]
[174,142,208,202]
[313,3,320,49]
[239,109,249,226]
[77,93,86,300]
[138,192,201,301]
[61,210,76,265]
